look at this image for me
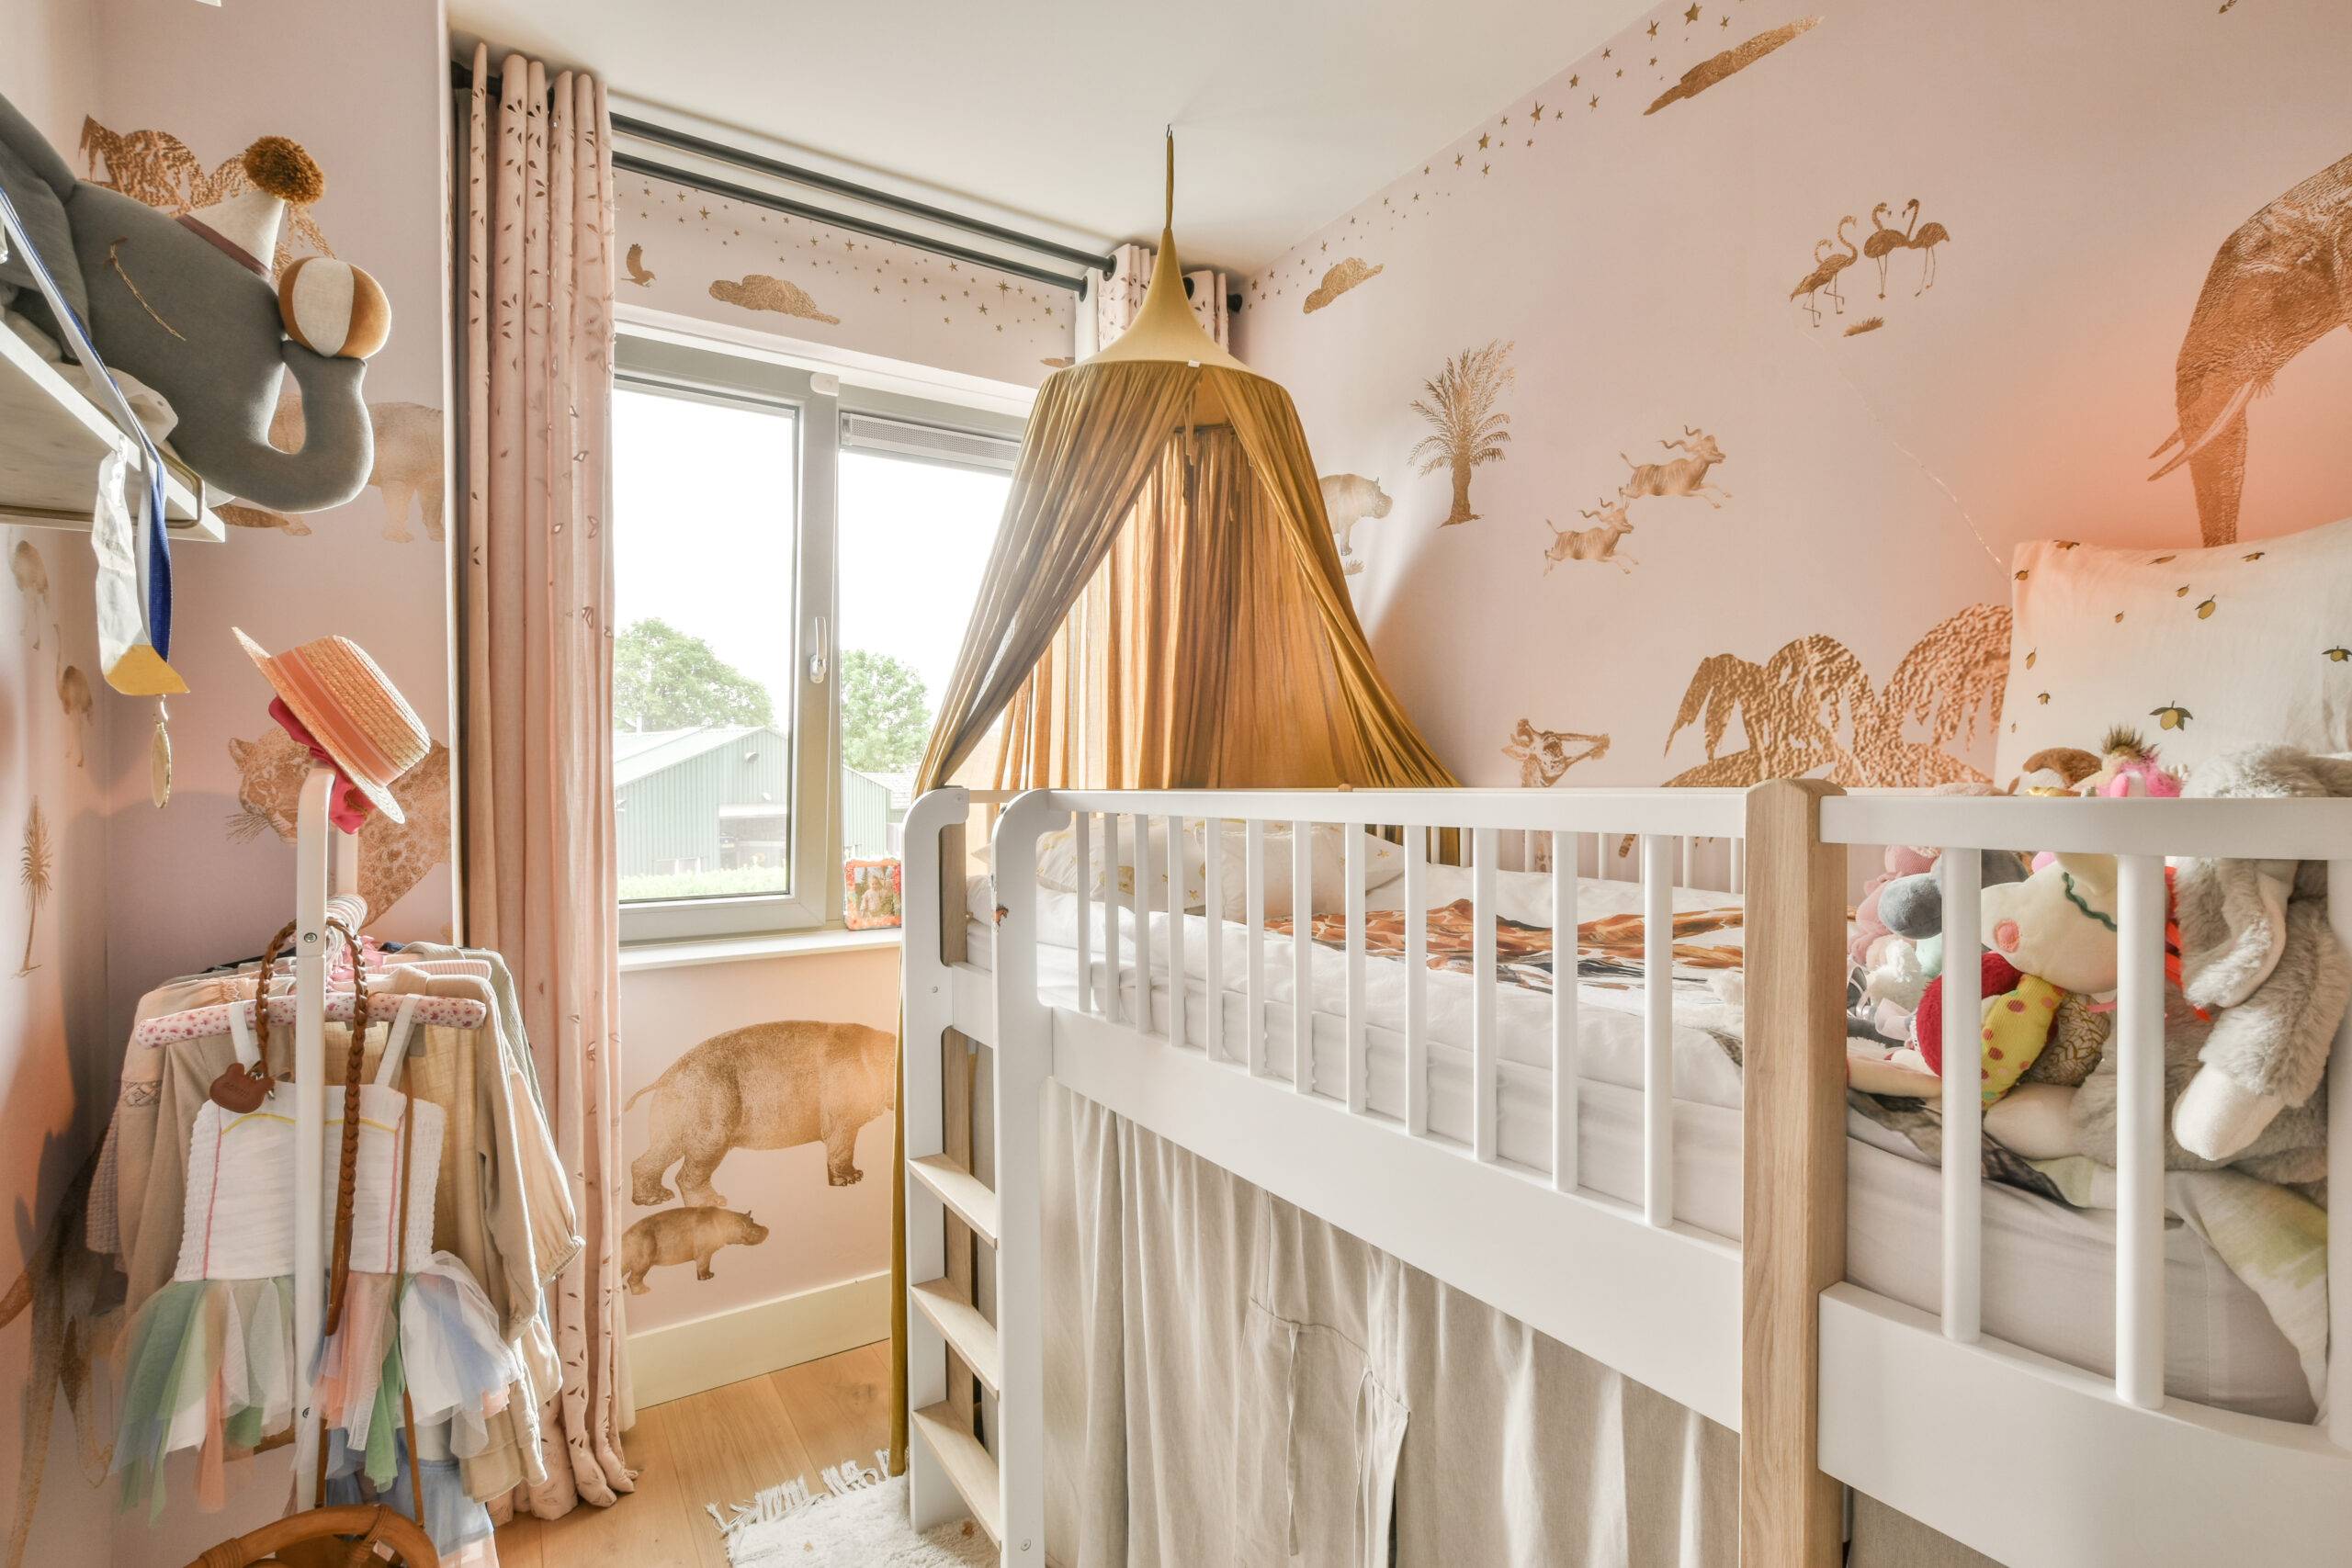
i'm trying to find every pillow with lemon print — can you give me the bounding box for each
[1997,516,2352,786]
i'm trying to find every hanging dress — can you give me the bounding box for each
[113,996,523,1525]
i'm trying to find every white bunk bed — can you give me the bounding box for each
[899,780,2352,1567]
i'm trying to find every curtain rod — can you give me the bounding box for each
[453,60,1249,314]
[452,59,1102,298]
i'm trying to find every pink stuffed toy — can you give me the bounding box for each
[2089,728,2183,799]
[1851,842,1937,968]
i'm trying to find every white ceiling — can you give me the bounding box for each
[450,0,1653,275]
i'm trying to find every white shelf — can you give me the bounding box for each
[0,322,224,543]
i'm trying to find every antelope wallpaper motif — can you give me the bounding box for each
[1239,0,2352,792]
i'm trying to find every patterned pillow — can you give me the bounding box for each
[1995,517,2352,787]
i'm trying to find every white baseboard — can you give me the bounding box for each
[627,1270,890,1408]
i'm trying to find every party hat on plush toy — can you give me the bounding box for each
[176,136,322,278]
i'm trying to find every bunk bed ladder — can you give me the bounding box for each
[903,787,1043,1564]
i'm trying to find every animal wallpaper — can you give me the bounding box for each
[0,530,115,1568]
[616,174,1078,389]
[618,949,901,1335]
[76,0,461,1050]
[1237,0,2352,797]
[2,1,458,1562]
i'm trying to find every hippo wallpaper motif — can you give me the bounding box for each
[1238,0,2352,794]
[617,949,902,1337]
[628,1019,896,1208]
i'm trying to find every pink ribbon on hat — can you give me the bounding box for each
[267,696,376,833]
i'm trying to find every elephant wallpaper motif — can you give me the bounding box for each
[2153,151,2352,547]
[618,951,901,1336]
[1237,0,2352,795]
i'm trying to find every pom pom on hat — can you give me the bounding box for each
[178,135,323,278]
[242,136,324,205]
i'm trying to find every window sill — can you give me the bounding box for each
[617,924,902,974]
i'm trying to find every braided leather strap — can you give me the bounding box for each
[321,917,366,1337]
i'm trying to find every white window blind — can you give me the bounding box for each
[840,411,1021,473]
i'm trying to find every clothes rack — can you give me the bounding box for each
[291,765,363,1510]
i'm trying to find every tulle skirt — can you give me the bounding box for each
[113,1250,522,1520]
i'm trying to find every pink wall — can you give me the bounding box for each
[1,0,455,1560]
[91,0,458,1032]
[1237,0,2352,795]
[2,14,140,1568]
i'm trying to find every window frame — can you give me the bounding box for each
[611,325,1024,947]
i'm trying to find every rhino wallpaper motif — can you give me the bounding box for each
[1238,0,2352,792]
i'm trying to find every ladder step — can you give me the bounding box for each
[911,1400,1001,1546]
[910,1279,1001,1393]
[909,1153,1000,1245]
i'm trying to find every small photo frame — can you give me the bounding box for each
[843,856,903,930]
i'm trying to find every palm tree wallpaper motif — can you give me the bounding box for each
[18,799,51,976]
[1661,604,2011,786]
[1412,339,1515,526]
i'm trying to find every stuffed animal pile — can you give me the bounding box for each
[1847,730,2347,1187]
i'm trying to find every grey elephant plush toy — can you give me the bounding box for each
[0,92,378,513]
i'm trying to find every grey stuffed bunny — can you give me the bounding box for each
[2168,747,2352,1164]
[0,92,373,513]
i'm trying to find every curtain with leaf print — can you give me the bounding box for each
[1082,240,1232,356]
[459,44,634,1521]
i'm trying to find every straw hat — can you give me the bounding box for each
[233,627,429,823]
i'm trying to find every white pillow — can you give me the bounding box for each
[1023,818,1406,920]
[1204,821,1406,921]
[1033,816,1208,912]
[1996,518,2352,786]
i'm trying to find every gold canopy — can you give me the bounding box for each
[912,134,1454,794]
[891,137,1455,1476]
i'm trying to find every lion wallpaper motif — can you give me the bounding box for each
[1242,0,2352,791]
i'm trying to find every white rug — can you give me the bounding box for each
[711,1450,995,1567]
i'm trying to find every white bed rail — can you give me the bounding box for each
[901,782,2352,1568]
[1813,789,2352,1568]
[900,785,1748,1564]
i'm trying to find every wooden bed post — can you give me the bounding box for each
[1741,779,1848,1568]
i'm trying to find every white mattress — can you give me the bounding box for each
[964,871,2313,1421]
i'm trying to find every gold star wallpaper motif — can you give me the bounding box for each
[620,175,1072,385]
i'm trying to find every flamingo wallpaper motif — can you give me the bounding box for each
[1238,0,2352,791]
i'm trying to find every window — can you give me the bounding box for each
[612,333,1019,942]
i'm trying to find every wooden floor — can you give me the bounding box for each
[495,1340,893,1568]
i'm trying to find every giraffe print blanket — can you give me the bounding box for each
[1268,897,1746,995]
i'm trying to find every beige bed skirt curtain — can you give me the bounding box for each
[1041,1086,1738,1567]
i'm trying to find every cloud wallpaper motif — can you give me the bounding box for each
[1237,0,2352,792]
[617,175,1076,388]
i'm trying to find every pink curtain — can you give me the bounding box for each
[460,45,633,1519]
[1087,240,1231,353]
